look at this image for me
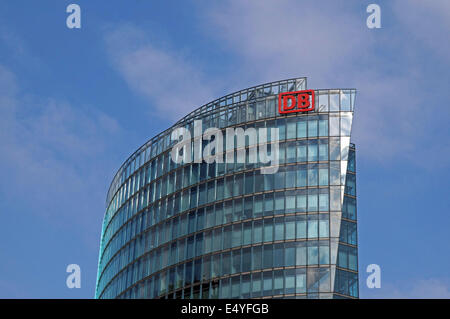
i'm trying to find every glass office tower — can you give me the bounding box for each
[95,77,358,299]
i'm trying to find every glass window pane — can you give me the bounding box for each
[245,172,254,194]
[232,224,242,248]
[329,137,340,161]
[254,195,263,218]
[220,278,230,298]
[297,118,307,138]
[296,191,307,212]
[273,244,284,268]
[349,247,358,271]
[319,268,331,292]
[330,161,340,185]
[308,119,318,137]
[286,142,296,163]
[329,92,339,111]
[243,222,252,245]
[348,149,355,172]
[308,140,318,162]
[206,206,215,228]
[264,219,273,242]
[296,215,306,239]
[318,93,328,112]
[243,247,251,272]
[253,220,263,243]
[274,167,285,189]
[285,243,296,267]
[233,198,243,221]
[319,242,330,264]
[307,268,319,293]
[319,118,328,136]
[319,193,329,211]
[285,216,295,240]
[307,242,319,265]
[274,192,284,213]
[232,250,241,274]
[277,119,286,141]
[224,200,233,223]
[242,274,251,298]
[296,165,307,187]
[319,168,329,186]
[286,192,295,213]
[252,245,262,270]
[285,269,296,294]
[263,271,273,296]
[224,176,233,199]
[308,165,318,186]
[297,141,307,162]
[319,140,328,161]
[330,187,341,211]
[341,90,351,111]
[213,228,222,251]
[263,245,273,268]
[287,118,297,139]
[274,218,284,241]
[285,166,296,188]
[274,270,284,295]
[308,192,318,211]
[264,173,274,191]
[296,242,307,266]
[308,215,318,238]
[251,272,262,297]
[264,193,274,216]
[341,114,352,136]
[222,252,231,275]
[329,115,340,136]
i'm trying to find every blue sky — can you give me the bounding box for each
[0,0,449,298]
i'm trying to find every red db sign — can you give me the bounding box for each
[278,90,315,114]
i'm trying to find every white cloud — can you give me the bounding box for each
[0,64,17,96]
[99,2,450,166]
[0,27,45,71]
[392,0,450,65]
[205,1,370,85]
[0,64,121,245]
[104,25,216,122]
[202,0,450,165]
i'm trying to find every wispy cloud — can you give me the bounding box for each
[205,1,370,85]
[98,2,450,167]
[392,0,450,65]
[0,63,121,243]
[363,278,450,299]
[104,25,216,122]
[201,0,450,166]
[0,27,44,70]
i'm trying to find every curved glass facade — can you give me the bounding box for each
[95,77,358,299]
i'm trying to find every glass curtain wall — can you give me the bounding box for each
[95,78,358,299]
